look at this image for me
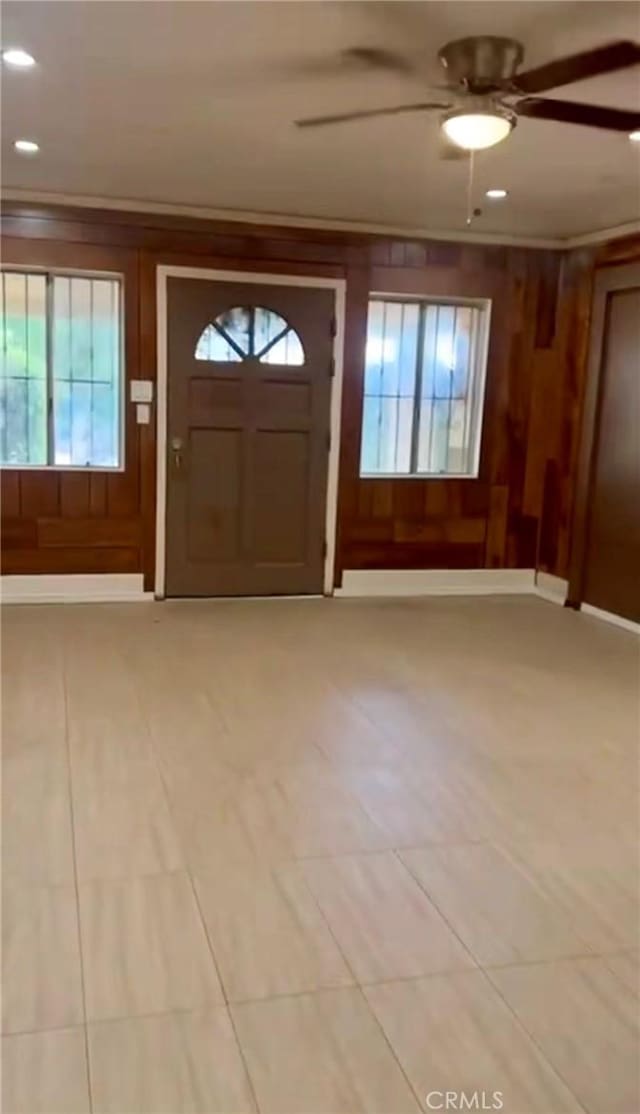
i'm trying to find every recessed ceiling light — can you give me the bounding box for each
[14,138,39,154]
[629,130,640,143]
[2,48,36,68]
[486,189,508,199]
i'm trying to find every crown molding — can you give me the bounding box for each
[563,220,640,248]
[2,188,637,251]
[0,188,563,249]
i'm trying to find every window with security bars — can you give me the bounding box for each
[0,270,122,468]
[360,297,490,477]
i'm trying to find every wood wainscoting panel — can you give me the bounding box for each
[0,201,611,587]
[1,546,140,575]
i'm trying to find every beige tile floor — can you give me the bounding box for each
[1,596,639,1114]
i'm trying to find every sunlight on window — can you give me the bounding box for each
[366,336,397,365]
[0,270,122,469]
[360,298,488,477]
[195,307,305,366]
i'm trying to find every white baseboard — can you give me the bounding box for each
[580,603,640,635]
[0,567,583,610]
[1,574,151,605]
[335,568,536,598]
[534,571,568,606]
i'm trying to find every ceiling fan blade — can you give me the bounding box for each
[514,40,640,94]
[517,96,640,132]
[342,47,417,75]
[280,47,416,81]
[295,102,449,129]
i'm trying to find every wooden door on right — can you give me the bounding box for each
[575,264,640,623]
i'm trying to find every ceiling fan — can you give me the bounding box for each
[294,37,640,153]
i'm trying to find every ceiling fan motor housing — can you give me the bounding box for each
[439,37,524,91]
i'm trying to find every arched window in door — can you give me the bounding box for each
[195,306,305,365]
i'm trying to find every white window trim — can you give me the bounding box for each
[0,264,126,472]
[360,292,492,480]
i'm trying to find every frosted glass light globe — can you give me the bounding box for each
[442,111,514,151]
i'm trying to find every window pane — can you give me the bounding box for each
[254,307,282,353]
[398,305,419,396]
[433,400,452,473]
[434,305,455,398]
[416,399,433,472]
[452,307,472,397]
[447,399,467,473]
[195,323,242,362]
[215,307,251,355]
[260,328,304,366]
[360,395,381,473]
[380,302,402,396]
[197,307,305,366]
[396,396,414,473]
[417,303,483,476]
[378,397,399,472]
[91,383,118,465]
[361,299,419,474]
[71,278,91,381]
[364,301,385,395]
[52,275,121,467]
[0,271,47,464]
[421,305,438,401]
[53,379,71,465]
[70,381,92,467]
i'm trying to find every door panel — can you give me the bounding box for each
[252,431,309,564]
[582,285,640,622]
[165,278,334,596]
[187,429,241,563]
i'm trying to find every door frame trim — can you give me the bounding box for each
[155,265,346,597]
[567,260,640,607]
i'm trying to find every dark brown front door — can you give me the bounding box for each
[165,278,335,597]
[569,262,640,623]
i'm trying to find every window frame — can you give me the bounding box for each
[0,264,126,473]
[360,292,492,481]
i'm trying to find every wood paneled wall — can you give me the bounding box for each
[337,244,596,578]
[0,202,605,589]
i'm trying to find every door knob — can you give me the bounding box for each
[170,436,183,470]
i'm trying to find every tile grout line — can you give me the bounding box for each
[276,863,428,1113]
[60,638,94,1114]
[1,935,625,1038]
[396,840,601,973]
[396,851,591,1114]
[140,664,422,1113]
[389,847,481,967]
[479,964,591,1114]
[189,873,263,1114]
[139,686,264,1114]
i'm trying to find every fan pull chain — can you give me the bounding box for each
[466,149,475,225]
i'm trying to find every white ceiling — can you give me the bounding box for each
[2,0,640,241]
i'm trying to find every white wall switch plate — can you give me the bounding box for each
[130,379,153,403]
[136,403,151,425]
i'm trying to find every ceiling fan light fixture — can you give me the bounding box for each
[441,108,515,150]
[629,129,640,142]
